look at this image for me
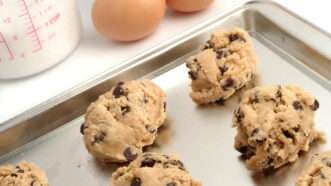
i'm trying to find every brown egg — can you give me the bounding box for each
[167,0,214,13]
[92,0,166,42]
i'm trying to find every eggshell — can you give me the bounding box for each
[167,0,214,13]
[92,0,166,42]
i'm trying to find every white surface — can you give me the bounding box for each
[0,0,331,124]
[0,0,80,78]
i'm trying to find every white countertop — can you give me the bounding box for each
[1,0,331,124]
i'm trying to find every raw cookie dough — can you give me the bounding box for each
[233,85,323,172]
[296,151,331,186]
[112,152,201,186]
[0,161,48,186]
[186,27,257,104]
[82,80,167,163]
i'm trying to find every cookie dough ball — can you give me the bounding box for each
[82,80,167,163]
[296,151,331,186]
[186,27,257,104]
[112,152,201,186]
[233,85,323,172]
[0,161,48,186]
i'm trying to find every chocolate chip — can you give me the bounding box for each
[188,71,197,80]
[311,99,319,111]
[131,177,141,186]
[185,62,190,68]
[292,101,303,110]
[30,180,36,186]
[322,158,331,167]
[172,160,185,170]
[113,82,125,98]
[141,158,156,167]
[238,146,249,153]
[229,34,246,42]
[16,169,24,173]
[193,58,198,62]
[251,128,259,136]
[222,78,235,90]
[320,172,326,179]
[15,166,24,173]
[311,168,322,177]
[276,86,282,99]
[277,118,284,122]
[238,146,255,160]
[293,127,300,132]
[167,182,177,186]
[202,45,210,50]
[266,158,274,167]
[216,49,230,59]
[92,131,106,145]
[164,102,167,111]
[282,130,295,140]
[123,148,137,162]
[121,106,130,115]
[219,65,228,76]
[164,159,185,170]
[80,123,87,135]
[163,163,170,169]
[172,160,184,167]
[241,153,255,160]
[143,95,149,103]
[203,40,215,50]
[11,173,18,177]
[234,108,245,123]
[249,94,259,104]
[215,97,225,105]
[251,128,266,143]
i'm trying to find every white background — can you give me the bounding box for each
[1,0,331,124]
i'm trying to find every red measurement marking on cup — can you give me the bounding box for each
[19,0,42,53]
[0,32,14,61]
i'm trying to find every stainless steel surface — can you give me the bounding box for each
[1,1,331,186]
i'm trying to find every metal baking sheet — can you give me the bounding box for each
[1,1,331,186]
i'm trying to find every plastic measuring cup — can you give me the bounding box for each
[0,0,81,79]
